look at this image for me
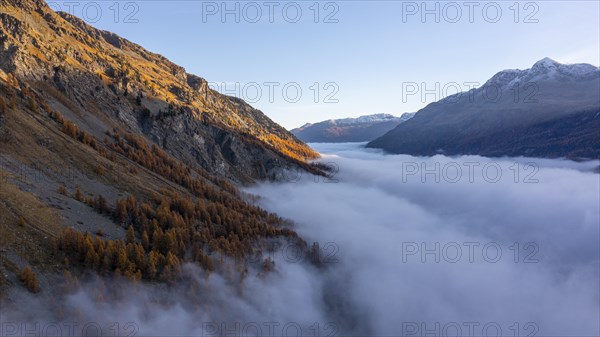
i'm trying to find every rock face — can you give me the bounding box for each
[368,58,600,159]
[0,0,318,183]
[291,113,414,143]
[0,0,326,294]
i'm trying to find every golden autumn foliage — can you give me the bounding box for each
[73,187,83,202]
[56,228,181,282]
[56,183,301,282]
[262,134,319,161]
[19,266,41,293]
[0,3,323,293]
[48,110,98,149]
[6,73,18,88]
[37,92,305,283]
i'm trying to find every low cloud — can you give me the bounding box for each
[250,143,600,336]
[2,143,598,337]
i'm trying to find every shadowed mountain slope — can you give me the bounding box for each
[368,58,600,159]
[291,113,414,143]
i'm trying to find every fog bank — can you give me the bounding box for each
[2,143,598,336]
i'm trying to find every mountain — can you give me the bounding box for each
[0,0,318,183]
[367,58,600,159]
[0,0,325,294]
[291,113,414,143]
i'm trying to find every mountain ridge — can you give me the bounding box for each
[367,58,600,159]
[0,0,319,183]
[292,113,414,143]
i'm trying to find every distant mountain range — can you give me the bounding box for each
[291,113,414,143]
[368,58,600,159]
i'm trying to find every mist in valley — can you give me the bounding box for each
[2,143,598,337]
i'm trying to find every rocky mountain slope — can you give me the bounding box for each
[291,113,414,143]
[368,58,600,159]
[0,0,325,297]
[0,0,318,183]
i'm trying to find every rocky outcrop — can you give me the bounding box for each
[0,0,319,183]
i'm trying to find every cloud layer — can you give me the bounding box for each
[249,143,600,336]
[2,143,598,337]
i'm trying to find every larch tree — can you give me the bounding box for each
[126,226,135,244]
[74,187,83,202]
[0,97,6,116]
[19,266,41,293]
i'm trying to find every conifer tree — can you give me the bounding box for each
[141,230,150,251]
[126,226,135,244]
[8,94,15,109]
[95,195,108,214]
[74,187,83,201]
[19,266,41,293]
[160,252,180,282]
[117,243,129,271]
[0,97,6,116]
[146,250,159,279]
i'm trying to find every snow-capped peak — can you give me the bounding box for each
[485,57,599,88]
[532,57,560,69]
[334,114,400,125]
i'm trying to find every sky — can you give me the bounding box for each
[43,0,600,129]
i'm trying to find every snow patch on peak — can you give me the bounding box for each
[528,57,599,80]
[485,58,599,89]
[298,123,313,129]
[558,63,599,77]
[533,57,560,68]
[335,114,400,125]
[399,112,416,122]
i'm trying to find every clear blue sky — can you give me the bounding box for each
[45,1,600,129]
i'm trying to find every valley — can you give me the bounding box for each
[0,1,599,336]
